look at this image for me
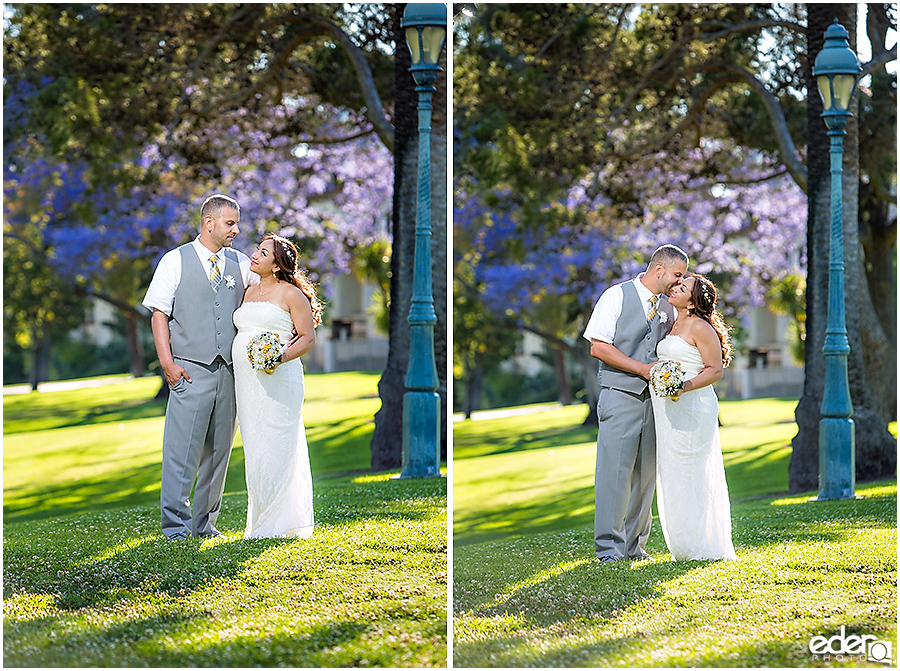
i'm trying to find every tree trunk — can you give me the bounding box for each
[553,345,573,406]
[371,4,448,470]
[463,356,483,419]
[789,4,896,493]
[124,313,145,378]
[578,346,600,427]
[29,325,50,391]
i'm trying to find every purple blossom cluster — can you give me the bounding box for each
[5,94,393,292]
[456,140,807,330]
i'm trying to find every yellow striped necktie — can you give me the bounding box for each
[209,255,222,292]
[647,294,658,323]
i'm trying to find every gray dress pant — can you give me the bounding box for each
[161,356,236,538]
[594,385,657,560]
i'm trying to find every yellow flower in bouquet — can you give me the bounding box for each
[247,332,283,374]
[650,359,684,399]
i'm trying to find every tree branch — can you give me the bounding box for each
[688,61,808,193]
[168,5,260,141]
[533,4,601,61]
[278,13,395,153]
[521,323,580,357]
[296,128,377,145]
[861,46,898,78]
[614,75,743,159]
[73,287,152,325]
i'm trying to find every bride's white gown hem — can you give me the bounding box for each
[233,301,314,540]
[652,334,736,561]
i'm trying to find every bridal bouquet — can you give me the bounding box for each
[650,359,684,399]
[247,332,283,373]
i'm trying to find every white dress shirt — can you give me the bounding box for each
[582,274,660,345]
[142,238,259,316]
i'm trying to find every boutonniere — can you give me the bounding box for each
[224,275,236,289]
[659,311,668,324]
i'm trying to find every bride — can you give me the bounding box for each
[651,274,736,561]
[232,234,323,539]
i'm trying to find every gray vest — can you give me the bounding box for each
[169,245,245,365]
[598,281,673,394]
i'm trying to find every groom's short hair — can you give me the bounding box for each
[201,194,240,222]
[648,244,689,269]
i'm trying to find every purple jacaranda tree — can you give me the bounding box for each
[4,98,392,382]
[455,139,806,420]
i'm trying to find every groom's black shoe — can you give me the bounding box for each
[198,528,224,539]
[165,532,190,541]
[597,555,620,563]
[629,551,652,561]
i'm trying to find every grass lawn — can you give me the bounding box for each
[3,372,447,667]
[452,400,897,667]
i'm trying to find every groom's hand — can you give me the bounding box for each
[163,361,192,387]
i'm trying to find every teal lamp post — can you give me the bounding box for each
[400,3,446,478]
[812,19,861,500]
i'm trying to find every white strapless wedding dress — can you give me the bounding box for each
[232,301,314,539]
[651,335,736,560]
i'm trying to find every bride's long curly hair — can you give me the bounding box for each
[689,274,732,368]
[263,233,324,327]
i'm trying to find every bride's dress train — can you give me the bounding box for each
[652,335,735,561]
[233,301,314,539]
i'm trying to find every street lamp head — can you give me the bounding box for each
[402,3,447,84]
[812,19,861,121]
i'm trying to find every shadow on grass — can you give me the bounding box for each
[455,484,594,547]
[6,598,442,667]
[3,396,167,435]
[456,607,887,668]
[454,423,598,461]
[455,489,896,614]
[4,444,251,524]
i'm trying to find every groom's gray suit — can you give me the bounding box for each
[592,281,674,560]
[157,245,245,538]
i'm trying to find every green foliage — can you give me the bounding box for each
[767,273,807,366]
[485,369,555,410]
[2,372,447,666]
[351,239,392,337]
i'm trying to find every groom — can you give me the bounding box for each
[583,244,688,562]
[142,194,257,540]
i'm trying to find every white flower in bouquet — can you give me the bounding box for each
[247,332,283,374]
[650,359,684,399]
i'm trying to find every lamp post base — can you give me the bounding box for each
[401,391,441,478]
[816,417,856,500]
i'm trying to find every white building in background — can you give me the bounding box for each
[718,306,804,399]
[74,299,118,347]
[305,272,388,373]
[504,305,804,400]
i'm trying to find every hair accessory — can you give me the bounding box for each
[275,236,296,266]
